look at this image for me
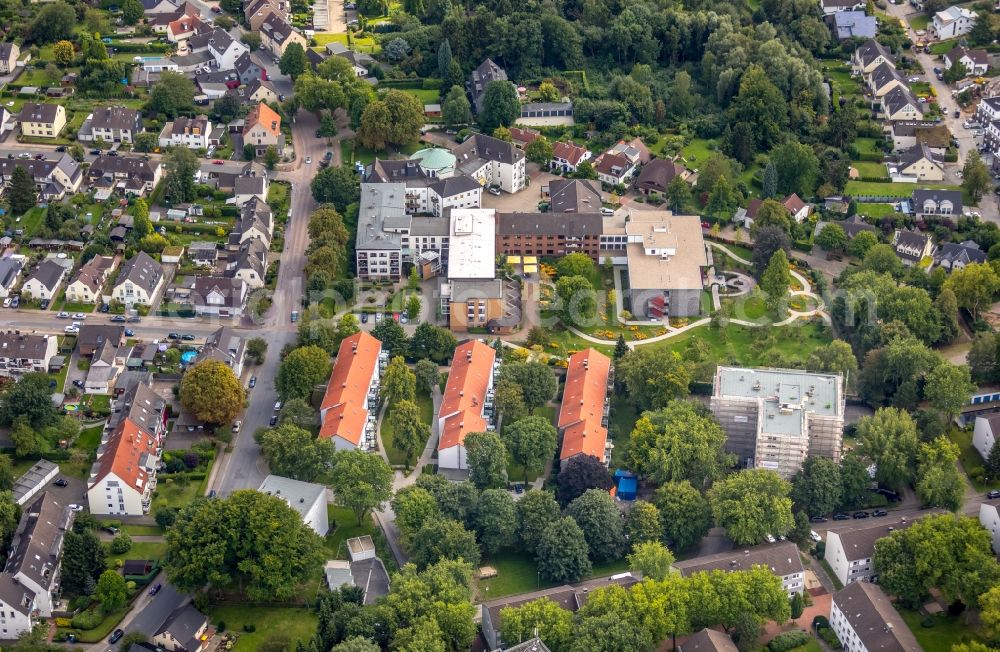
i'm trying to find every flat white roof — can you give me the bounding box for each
[448,208,496,280]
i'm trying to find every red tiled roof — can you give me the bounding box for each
[90,418,156,495]
[245,102,281,137]
[438,340,495,451]
[594,152,631,177]
[510,127,539,145]
[552,141,588,166]
[557,349,610,460]
[319,332,381,446]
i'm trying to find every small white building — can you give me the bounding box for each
[258,474,329,536]
[973,414,1000,461]
[825,519,911,586]
[932,6,976,39]
[829,581,923,652]
[980,502,1000,555]
[21,259,65,302]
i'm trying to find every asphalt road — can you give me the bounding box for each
[83,578,185,652]
[210,109,323,497]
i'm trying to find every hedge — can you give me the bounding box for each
[856,152,885,162]
[857,175,891,183]
[768,631,811,652]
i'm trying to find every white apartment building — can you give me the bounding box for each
[673,541,805,597]
[5,492,72,618]
[980,502,1000,555]
[158,116,213,149]
[830,582,923,652]
[825,519,912,586]
[973,414,1000,461]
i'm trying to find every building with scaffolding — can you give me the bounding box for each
[709,366,845,478]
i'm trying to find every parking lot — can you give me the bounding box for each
[480,169,567,213]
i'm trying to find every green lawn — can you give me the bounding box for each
[949,427,997,490]
[107,541,168,567]
[788,639,823,652]
[609,401,639,469]
[401,88,441,105]
[908,13,930,29]
[679,138,717,169]
[900,609,986,650]
[381,393,433,468]
[324,505,374,558]
[77,425,103,453]
[845,180,959,197]
[650,322,832,372]
[931,39,959,55]
[206,606,318,652]
[15,206,47,238]
[150,474,202,511]
[852,161,887,178]
[857,202,899,218]
[853,138,882,156]
[476,551,631,600]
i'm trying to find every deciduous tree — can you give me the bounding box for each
[7,167,35,215]
[555,454,612,507]
[566,489,626,562]
[179,360,244,425]
[148,71,195,118]
[257,424,332,482]
[616,348,692,411]
[276,345,331,401]
[915,436,964,511]
[628,401,727,488]
[408,519,480,568]
[387,400,428,469]
[503,416,557,484]
[535,516,592,583]
[279,42,307,78]
[709,469,794,545]
[516,489,561,554]
[499,598,574,652]
[329,450,393,525]
[479,80,521,133]
[627,540,675,581]
[465,431,508,490]
[381,356,416,406]
[816,223,848,252]
[943,262,1000,321]
[856,407,919,491]
[500,362,556,409]
[790,456,841,517]
[95,569,127,611]
[475,488,517,554]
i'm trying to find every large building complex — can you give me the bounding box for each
[709,366,845,477]
[437,340,499,470]
[557,349,612,465]
[319,332,386,451]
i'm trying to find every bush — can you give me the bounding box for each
[244,623,256,632]
[768,631,811,652]
[71,606,105,630]
[217,621,226,633]
[921,617,936,628]
[109,533,132,554]
[819,627,842,649]
[69,595,91,611]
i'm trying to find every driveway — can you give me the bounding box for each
[480,170,566,212]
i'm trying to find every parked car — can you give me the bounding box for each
[810,530,822,542]
[872,509,888,517]
[54,478,68,487]
[375,312,383,323]
[269,415,278,426]
[72,313,85,320]
[103,525,119,535]
[64,325,79,334]
[232,420,242,433]
[90,149,101,155]
[127,316,141,323]
[305,156,312,164]
[149,583,162,595]
[809,515,828,523]
[2,298,9,308]
[291,310,299,322]
[488,187,501,196]
[168,332,180,339]
[274,401,282,411]
[249,376,257,389]
[181,334,195,341]
[57,311,69,319]
[852,511,870,519]
[109,629,124,644]
[360,312,368,323]
[988,489,1000,499]
[72,379,84,389]
[68,504,83,512]
[833,512,851,520]
[110,315,126,322]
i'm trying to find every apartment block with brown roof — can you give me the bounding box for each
[830,581,923,652]
[437,340,498,470]
[319,332,385,451]
[557,349,612,465]
[672,541,805,596]
[65,255,116,304]
[496,211,602,260]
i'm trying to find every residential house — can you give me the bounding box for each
[594,152,635,186]
[234,52,264,85]
[0,332,57,377]
[77,324,125,357]
[977,97,1000,150]
[437,340,497,470]
[936,240,987,271]
[187,28,248,70]
[21,259,65,301]
[509,127,539,149]
[0,154,82,201]
[887,120,950,152]
[166,14,208,42]
[480,574,638,651]
[829,582,923,652]
[453,132,526,193]
[468,58,508,114]
[191,276,247,318]
[678,630,738,652]
[853,39,894,74]
[65,255,115,304]
[979,502,1000,555]
[195,326,247,377]
[78,107,142,144]
[840,215,878,239]
[944,45,989,76]
[0,574,35,638]
[0,42,21,74]
[0,107,15,134]
[673,541,805,596]
[366,158,482,217]
[0,256,24,298]
[233,175,269,207]
[243,79,281,104]
[912,188,962,216]
[825,519,913,586]
[243,102,284,156]
[158,116,213,149]
[86,417,159,515]
[867,62,907,97]
[821,0,865,13]
[325,43,375,78]
[195,71,240,100]
[828,10,878,40]
[881,86,924,122]
[973,414,1000,461]
[550,141,591,173]
[111,252,164,308]
[17,103,66,139]
[635,158,690,195]
[85,339,126,395]
[896,143,943,181]
[229,197,273,248]
[153,605,213,652]
[892,229,934,265]
[932,6,976,39]
[245,1,281,31]
[547,178,602,214]
[557,349,612,465]
[258,474,329,535]
[89,155,163,198]
[142,0,184,13]
[4,492,71,618]
[319,332,384,451]
[260,14,307,56]
[226,238,268,289]
[187,242,219,267]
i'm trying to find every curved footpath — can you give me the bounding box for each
[563,242,830,349]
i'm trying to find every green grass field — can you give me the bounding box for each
[857,202,899,218]
[900,609,985,650]
[609,401,639,469]
[401,88,441,105]
[476,551,631,600]
[679,138,717,168]
[853,138,882,156]
[852,161,887,178]
[107,541,168,568]
[206,606,318,652]
[845,180,959,197]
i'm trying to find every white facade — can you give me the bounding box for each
[258,475,329,536]
[87,470,152,516]
[0,577,34,639]
[111,275,163,307]
[158,118,213,149]
[0,334,57,378]
[21,271,64,302]
[980,502,1000,555]
[210,39,249,71]
[438,444,468,470]
[932,6,976,39]
[973,415,998,461]
[825,530,874,587]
